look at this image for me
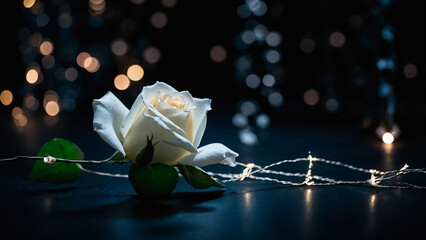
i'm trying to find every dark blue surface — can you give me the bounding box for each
[0,112,425,240]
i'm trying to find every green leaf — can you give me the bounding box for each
[29,138,84,184]
[129,163,178,198]
[177,164,224,189]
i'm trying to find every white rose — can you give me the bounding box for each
[93,81,238,167]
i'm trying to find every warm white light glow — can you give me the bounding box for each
[382,132,394,144]
[114,74,130,90]
[0,90,13,106]
[45,101,60,116]
[127,64,144,81]
[26,69,39,84]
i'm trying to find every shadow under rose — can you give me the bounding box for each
[71,190,225,220]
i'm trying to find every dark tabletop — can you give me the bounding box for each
[0,111,425,240]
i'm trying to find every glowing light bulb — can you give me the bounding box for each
[382,132,394,144]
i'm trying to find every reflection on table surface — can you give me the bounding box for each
[0,113,425,239]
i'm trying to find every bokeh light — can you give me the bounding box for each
[268,92,283,106]
[161,0,177,8]
[265,49,280,63]
[241,101,257,116]
[39,40,54,55]
[300,38,315,53]
[65,67,78,81]
[329,32,345,48]
[210,45,227,63]
[12,107,28,127]
[76,52,91,68]
[127,64,144,81]
[325,98,340,113]
[403,64,417,79]
[143,47,161,64]
[266,32,282,47]
[111,39,128,56]
[84,57,100,73]
[45,101,60,116]
[262,74,275,87]
[26,68,39,84]
[114,74,131,90]
[24,95,39,111]
[256,113,270,129]
[382,132,394,144]
[41,55,55,69]
[246,74,260,89]
[303,89,320,106]
[0,90,13,106]
[23,0,35,8]
[151,12,167,29]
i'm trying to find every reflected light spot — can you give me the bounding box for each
[243,192,252,209]
[114,74,130,90]
[329,32,345,48]
[151,12,167,29]
[39,40,54,55]
[76,52,91,68]
[382,132,394,144]
[111,40,128,56]
[143,47,161,64]
[303,89,320,106]
[127,64,144,81]
[45,101,60,116]
[300,38,315,53]
[0,90,13,106]
[403,64,417,79]
[84,57,100,73]
[23,0,35,8]
[26,69,39,84]
[210,45,227,63]
[369,194,376,208]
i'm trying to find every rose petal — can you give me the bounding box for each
[93,92,129,155]
[191,98,212,147]
[178,143,238,167]
[123,112,197,164]
[119,92,145,139]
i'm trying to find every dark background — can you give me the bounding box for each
[2,0,425,128]
[1,1,426,239]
